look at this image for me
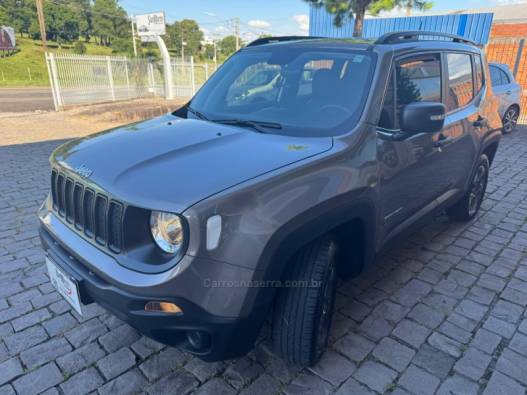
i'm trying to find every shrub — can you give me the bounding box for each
[73,41,86,55]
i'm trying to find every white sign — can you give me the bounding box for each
[0,26,16,49]
[135,12,166,42]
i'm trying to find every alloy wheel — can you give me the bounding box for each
[468,164,487,217]
[503,108,518,133]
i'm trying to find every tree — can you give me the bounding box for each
[220,35,243,57]
[71,0,93,41]
[166,19,204,58]
[111,36,133,55]
[304,0,433,37]
[92,0,129,46]
[203,43,216,60]
[27,1,82,44]
[0,0,35,36]
[401,0,433,15]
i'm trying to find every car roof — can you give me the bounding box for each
[490,62,511,70]
[243,37,373,51]
[244,32,481,54]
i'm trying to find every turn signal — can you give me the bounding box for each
[144,301,183,314]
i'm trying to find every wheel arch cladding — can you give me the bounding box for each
[242,195,377,321]
[482,140,499,166]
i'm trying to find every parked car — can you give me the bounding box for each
[489,62,521,133]
[39,31,502,367]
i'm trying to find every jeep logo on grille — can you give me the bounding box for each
[74,164,93,179]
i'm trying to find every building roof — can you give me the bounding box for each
[441,4,527,23]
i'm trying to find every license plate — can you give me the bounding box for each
[46,258,83,316]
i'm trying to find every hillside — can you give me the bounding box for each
[0,37,113,87]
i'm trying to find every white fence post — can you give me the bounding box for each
[106,56,115,101]
[155,35,174,100]
[190,56,196,96]
[205,63,209,80]
[124,57,131,99]
[46,52,63,110]
[148,61,155,95]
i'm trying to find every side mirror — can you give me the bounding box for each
[400,102,446,134]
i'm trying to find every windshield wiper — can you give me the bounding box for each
[187,105,209,121]
[212,119,282,133]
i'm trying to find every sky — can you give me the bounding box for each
[120,0,526,41]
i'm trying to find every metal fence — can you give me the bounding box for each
[47,42,527,121]
[485,37,526,124]
[45,53,217,110]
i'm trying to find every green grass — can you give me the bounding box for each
[0,36,221,88]
[0,37,113,87]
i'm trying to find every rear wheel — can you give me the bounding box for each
[272,235,338,366]
[447,154,489,221]
[502,106,519,134]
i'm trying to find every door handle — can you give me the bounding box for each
[434,136,454,148]
[473,116,487,128]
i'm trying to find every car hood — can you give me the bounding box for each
[51,115,333,212]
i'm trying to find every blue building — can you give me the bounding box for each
[309,7,494,45]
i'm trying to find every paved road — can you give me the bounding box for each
[0,88,55,112]
[1,128,527,394]
[0,87,191,112]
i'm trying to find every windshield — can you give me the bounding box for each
[188,46,375,137]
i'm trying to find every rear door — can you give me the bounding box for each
[439,51,482,197]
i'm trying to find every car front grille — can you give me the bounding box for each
[50,169,125,253]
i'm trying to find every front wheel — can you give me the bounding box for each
[447,154,489,221]
[272,235,338,366]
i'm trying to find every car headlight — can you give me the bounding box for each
[150,211,185,254]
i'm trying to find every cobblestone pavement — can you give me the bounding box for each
[1,127,527,395]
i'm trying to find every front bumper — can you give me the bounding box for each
[39,210,268,361]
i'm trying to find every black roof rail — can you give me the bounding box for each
[375,31,476,46]
[246,36,324,47]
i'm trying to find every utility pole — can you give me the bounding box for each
[235,17,240,51]
[213,40,217,63]
[131,15,137,57]
[36,0,47,51]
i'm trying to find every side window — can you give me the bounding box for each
[490,66,503,86]
[474,55,484,94]
[446,53,474,112]
[501,68,511,84]
[379,54,441,130]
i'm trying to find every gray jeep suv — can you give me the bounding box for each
[39,32,502,366]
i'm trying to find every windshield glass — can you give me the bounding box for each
[188,46,375,137]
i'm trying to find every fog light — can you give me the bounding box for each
[144,301,183,314]
[187,330,211,351]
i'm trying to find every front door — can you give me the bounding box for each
[377,53,451,238]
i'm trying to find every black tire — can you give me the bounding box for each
[272,235,338,366]
[447,154,489,221]
[502,106,519,134]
